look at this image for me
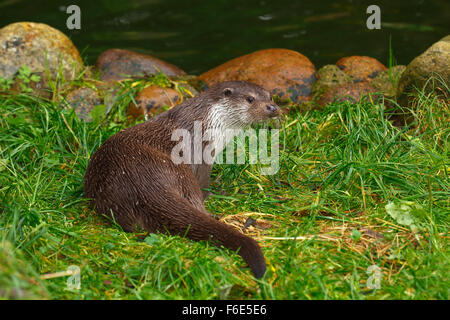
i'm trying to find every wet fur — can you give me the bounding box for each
[84,81,279,278]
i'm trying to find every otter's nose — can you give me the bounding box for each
[265,104,280,117]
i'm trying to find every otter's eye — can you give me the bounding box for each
[223,88,233,96]
[247,96,255,103]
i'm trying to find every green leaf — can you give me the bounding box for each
[89,104,106,123]
[144,234,162,246]
[19,83,33,93]
[17,65,32,78]
[0,77,13,90]
[385,200,426,232]
[30,74,41,83]
[351,229,362,241]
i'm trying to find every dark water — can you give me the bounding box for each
[0,0,448,74]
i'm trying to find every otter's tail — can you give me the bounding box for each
[147,196,266,279]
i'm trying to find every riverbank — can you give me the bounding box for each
[0,22,448,299]
[0,79,448,299]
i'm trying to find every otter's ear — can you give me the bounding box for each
[223,88,233,97]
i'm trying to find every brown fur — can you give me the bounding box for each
[84,81,280,278]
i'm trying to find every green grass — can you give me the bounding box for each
[0,80,448,300]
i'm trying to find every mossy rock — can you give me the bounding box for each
[371,65,406,98]
[64,87,103,122]
[311,64,351,100]
[317,82,379,106]
[95,48,186,81]
[0,22,84,86]
[397,35,450,106]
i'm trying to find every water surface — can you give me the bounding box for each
[1,0,448,74]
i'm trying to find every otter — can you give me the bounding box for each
[84,81,280,278]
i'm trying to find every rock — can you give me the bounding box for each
[60,80,121,122]
[128,85,182,119]
[336,56,387,83]
[65,87,103,121]
[397,35,450,106]
[96,49,186,81]
[0,22,83,84]
[371,65,406,98]
[317,82,378,106]
[198,48,317,103]
[311,64,351,99]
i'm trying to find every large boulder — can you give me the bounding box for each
[397,35,450,106]
[198,48,317,103]
[96,49,186,81]
[0,22,83,85]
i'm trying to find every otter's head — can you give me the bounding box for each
[205,81,280,129]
